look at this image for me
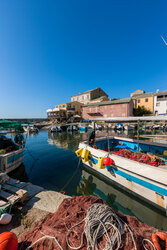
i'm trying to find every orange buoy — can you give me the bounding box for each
[152,233,161,250]
[0,232,18,250]
[156,232,167,250]
[156,232,167,241]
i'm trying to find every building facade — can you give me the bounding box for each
[71,88,108,105]
[130,89,145,97]
[47,101,82,121]
[154,91,167,116]
[82,98,134,120]
[132,93,154,113]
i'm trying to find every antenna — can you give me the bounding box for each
[161,35,167,46]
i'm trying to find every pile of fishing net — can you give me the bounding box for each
[113,149,165,167]
[19,195,164,249]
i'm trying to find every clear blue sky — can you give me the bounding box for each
[0,0,167,118]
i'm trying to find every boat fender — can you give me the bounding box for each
[75,148,83,157]
[81,148,90,163]
[0,232,18,250]
[0,213,12,225]
[163,150,167,157]
[97,157,105,169]
[103,157,115,166]
[14,134,25,145]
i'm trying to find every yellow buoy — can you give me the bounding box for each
[81,148,90,163]
[97,157,105,169]
[75,148,83,157]
[163,150,167,157]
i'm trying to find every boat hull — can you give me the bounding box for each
[78,141,167,213]
[0,147,25,173]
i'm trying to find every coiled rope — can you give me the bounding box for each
[26,203,137,250]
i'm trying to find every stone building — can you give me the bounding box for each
[130,89,145,97]
[82,98,134,120]
[71,88,108,105]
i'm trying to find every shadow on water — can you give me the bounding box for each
[9,129,167,230]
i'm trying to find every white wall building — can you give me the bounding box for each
[154,91,167,115]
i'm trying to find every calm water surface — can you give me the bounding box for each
[9,130,167,230]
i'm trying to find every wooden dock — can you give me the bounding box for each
[0,173,43,213]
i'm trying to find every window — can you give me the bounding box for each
[82,96,84,100]
[77,97,79,101]
[87,95,89,99]
[145,98,148,102]
[63,105,65,107]
[156,102,160,107]
[138,100,140,103]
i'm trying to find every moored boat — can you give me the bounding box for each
[76,136,167,212]
[78,124,88,132]
[22,124,38,133]
[0,135,25,173]
[124,125,135,131]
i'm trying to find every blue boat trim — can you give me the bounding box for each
[7,158,23,169]
[7,151,24,164]
[89,156,167,196]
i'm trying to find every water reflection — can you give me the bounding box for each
[8,129,167,230]
[77,168,167,230]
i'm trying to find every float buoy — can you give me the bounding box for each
[103,157,115,166]
[0,213,12,225]
[0,232,18,250]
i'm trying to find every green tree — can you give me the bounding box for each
[133,106,152,116]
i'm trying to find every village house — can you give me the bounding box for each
[132,92,154,113]
[154,90,167,116]
[71,88,108,105]
[82,98,134,120]
[47,101,82,121]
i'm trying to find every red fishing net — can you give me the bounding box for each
[19,196,164,250]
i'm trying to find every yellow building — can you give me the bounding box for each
[47,101,82,121]
[55,101,82,115]
[132,92,154,113]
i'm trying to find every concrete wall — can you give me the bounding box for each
[82,101,134,119]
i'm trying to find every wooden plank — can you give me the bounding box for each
[0,190,20,204]
[1,184,28,203]
[6,178,28,189]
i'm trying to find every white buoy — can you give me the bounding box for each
[0,213,12,225]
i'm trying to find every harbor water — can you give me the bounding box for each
[9,129,167,230]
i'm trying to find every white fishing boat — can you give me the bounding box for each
[67,125,78,132]
[51,125,62,132]
[0,135,25,173]
[22,124,38,133]
[88,123,103,130]
[124,125,135,131]
[76,135,167,212]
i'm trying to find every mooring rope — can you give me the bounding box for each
[60,158,81,192]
